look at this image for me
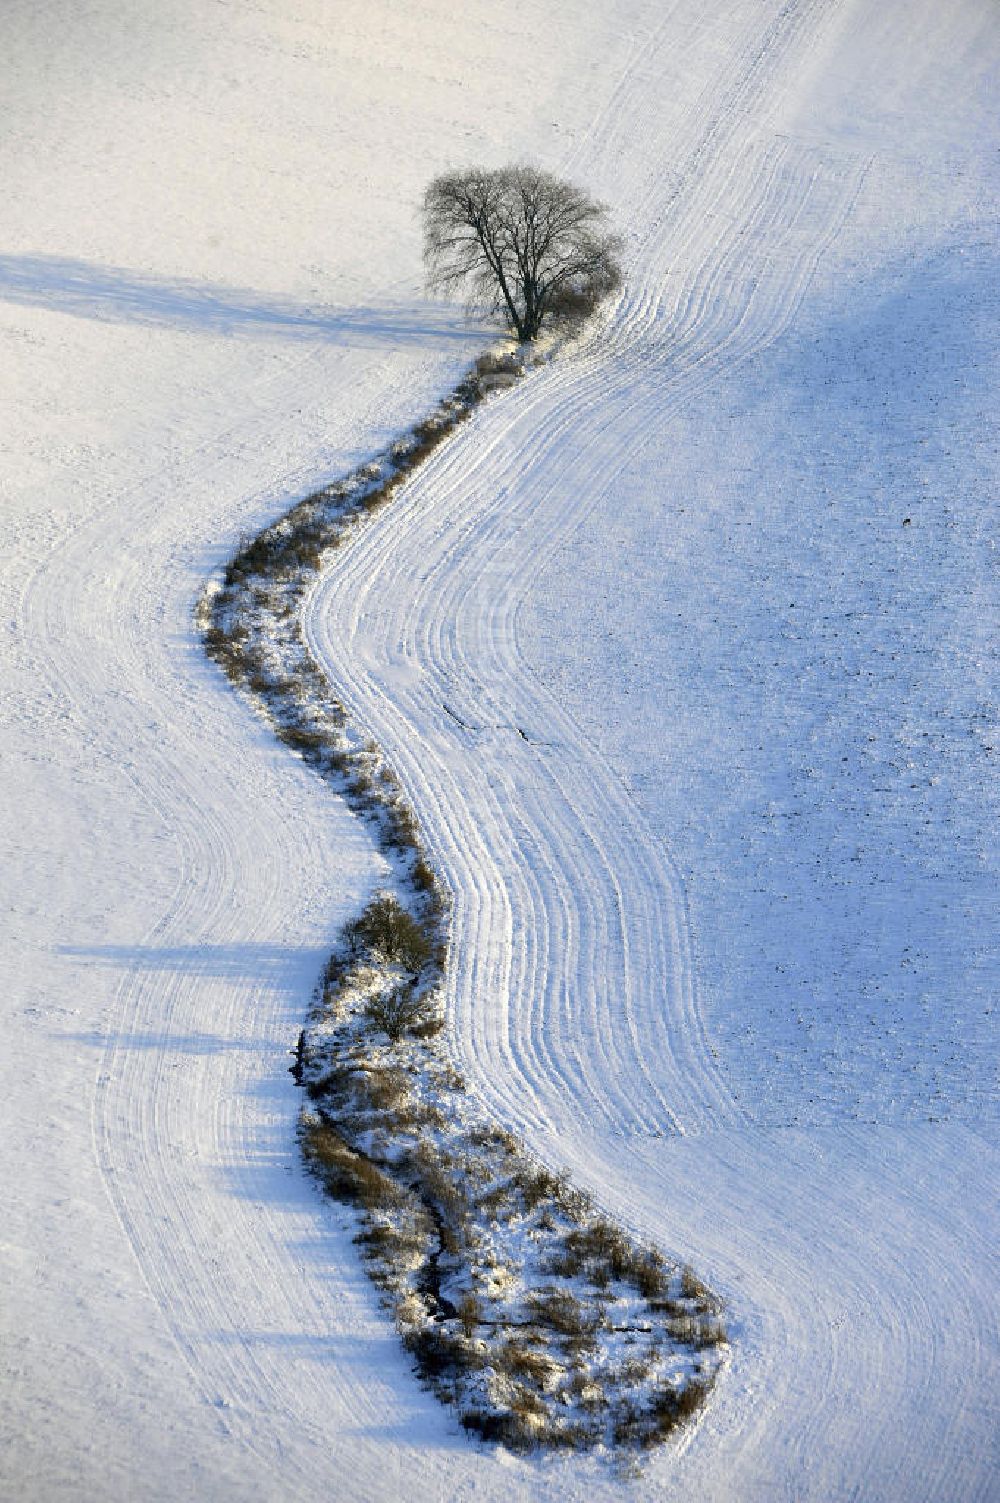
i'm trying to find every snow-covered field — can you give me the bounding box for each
[1,2,996,1500]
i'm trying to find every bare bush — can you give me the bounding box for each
[528,1288,600,1352]
[346,893,432,971]
[457,1291,481,1339]
[496,1337,561,1388]
[680,1264,714,1306]
[364,983,443,1042]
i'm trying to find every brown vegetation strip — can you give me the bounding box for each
[198,346,728,1457]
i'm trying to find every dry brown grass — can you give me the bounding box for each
[300,1114,402,1211]
[457,1291,481,1338]
[527,1288,601,1353]
[680,1264,712,1303]
[496,1336,561,1388]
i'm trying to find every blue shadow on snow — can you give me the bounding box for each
[0,251,485,345]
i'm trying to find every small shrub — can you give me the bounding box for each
[436,1062,465,1092]
[497,1337,560,1388]
[680,1264,711,1303]
[410,856,437,893]
[403,1324,480,1382]
[346,894,433,972]
[203,624,229,656]
[477,1179,515,1217]
[304,1063,356,1105]
[413,415,448,443]
[614,1377,713,1447]
[276,723,329,761]
[415,1163,471,1252]
[457,1291,481,1338]
[382,804,419,852]
[551,1218,632,1283]
[410,1013,446,1041]
[638,1375,714,1445]
[527,1289,600,1352]
[319,949,347,990]
[616,1355,653,1386]
[540,1420,596,1451]
[354,1219,429,1279]
[634,1249,668,1299]
[511,1163,566,1213]
[475,351,523,377]
[566,1370,604,1410]
[693,1315,728,1348]
[546,284,602,323]
[510,1385,547,1426]
[648,1295,687,1318]
[355,1064,410,1115]
[347,769,376,803]
[453,377,481,405]
[666,1313,699,1345]
[468,1124,519,1155]
[364,983,442,1042]
[612,1404,643,1448]
[460,1409,526,1448]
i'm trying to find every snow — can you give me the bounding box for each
[1,0,997,1500]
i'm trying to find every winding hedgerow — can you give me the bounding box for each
[197,346,728,1459]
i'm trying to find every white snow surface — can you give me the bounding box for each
[1,2,997,1501]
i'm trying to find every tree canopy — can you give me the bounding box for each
[422,165,623,342]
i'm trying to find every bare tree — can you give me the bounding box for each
[423,164,623,343]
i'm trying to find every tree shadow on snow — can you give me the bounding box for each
[0,251,487,346]
[59,940,326,977]
[56,941,323,1061]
